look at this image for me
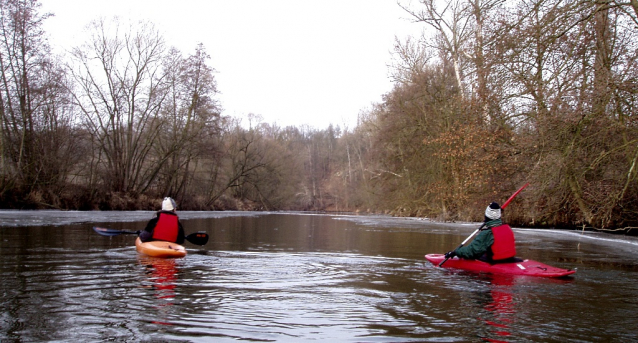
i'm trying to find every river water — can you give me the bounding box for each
[1,210,637,342]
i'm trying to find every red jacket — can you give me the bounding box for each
[490,224,516,260]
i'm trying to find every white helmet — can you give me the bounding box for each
[162,197,177,211]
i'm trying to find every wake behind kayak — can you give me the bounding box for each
[425,254,575,278]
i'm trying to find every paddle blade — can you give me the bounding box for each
[92,226,139,236]
[186,232,209,246]
[502,182,529,209]
[93,226,121,236]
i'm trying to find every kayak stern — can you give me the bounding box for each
[136,237,187,258]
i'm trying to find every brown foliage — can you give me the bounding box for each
[2,1,638,234]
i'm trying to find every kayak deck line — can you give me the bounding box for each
[425,253,575,278]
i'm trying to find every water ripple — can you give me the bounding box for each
[2,213,638,342]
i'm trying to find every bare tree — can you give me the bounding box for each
[399,0,474,97]
[205,118,268,208]
[68,18,168,195]
[0,0,78,206]
[154,44,222,202]
[389,36,431,85]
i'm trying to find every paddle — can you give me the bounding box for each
[438,182,529,267]
[93,226,210,246]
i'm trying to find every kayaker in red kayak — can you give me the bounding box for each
[139,197,186,244]
[444,202,518,263]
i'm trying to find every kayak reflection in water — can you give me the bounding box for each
[142,257,178,300]
[140,197,186,244]
[140,256,178,326]
[479,275,515,343]
[445,202,521,264]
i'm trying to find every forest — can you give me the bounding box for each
[1,0,637,232]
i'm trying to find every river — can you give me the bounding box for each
[1,210,637,342]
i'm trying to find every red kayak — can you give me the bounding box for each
[425,254,575,278]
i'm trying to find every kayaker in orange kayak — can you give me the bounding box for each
[139,197,186,244]
[444,202,518,263]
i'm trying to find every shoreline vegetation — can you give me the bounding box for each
[3,191,636,236]
[1,1,637,235]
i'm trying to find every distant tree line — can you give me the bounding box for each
[1,0,637,232]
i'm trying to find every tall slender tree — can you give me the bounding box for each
[155,44,222,202]
[0,0,77,206]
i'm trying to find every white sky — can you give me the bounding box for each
[40,0,424,129]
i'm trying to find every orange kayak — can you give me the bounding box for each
[135,237,187,258]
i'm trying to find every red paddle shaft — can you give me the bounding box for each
[501,182,529,209]
[438,183,529,267]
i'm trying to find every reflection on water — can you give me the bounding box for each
[482,275,516,342]
[0,212,637,342]
[478,274,577,343]
[139,256,178,326]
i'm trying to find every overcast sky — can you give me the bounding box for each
[40,0,424,129]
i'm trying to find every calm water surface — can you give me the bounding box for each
[1,211,637,342]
